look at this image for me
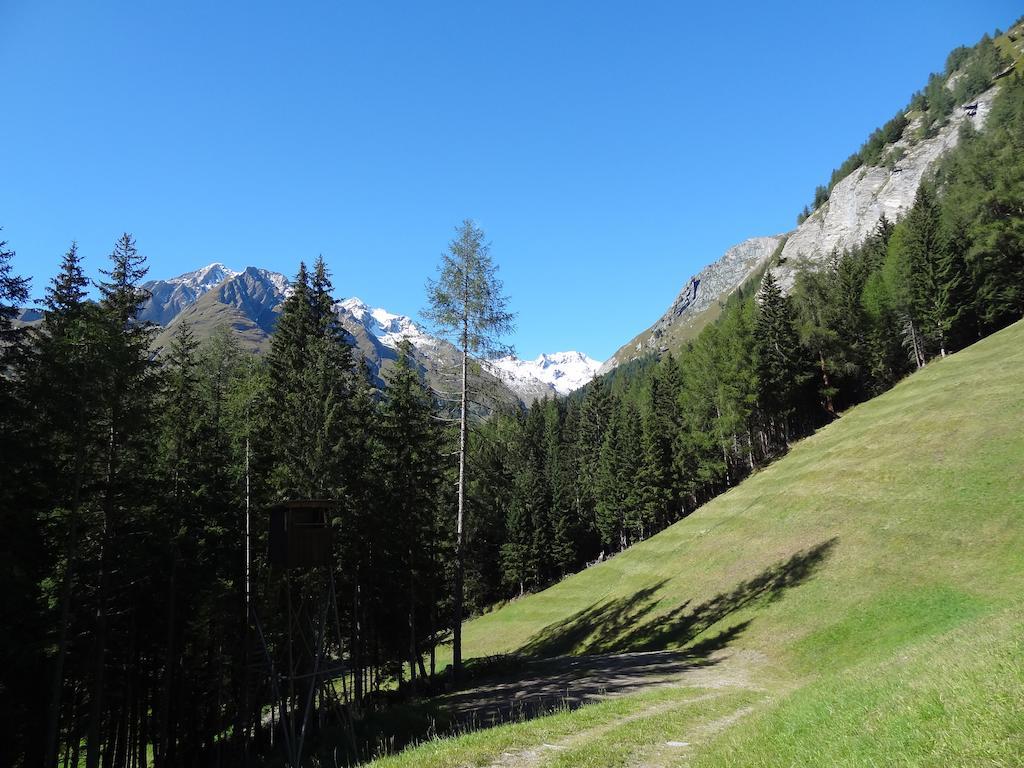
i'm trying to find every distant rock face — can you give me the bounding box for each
[599,235,783,374]
[334,297,447,390]
[661,236,783,329]
[212,267,288,335]
[773,85,997,289]
[140,263,240,325]
[150,266,290,354]
[601,81,1001,376]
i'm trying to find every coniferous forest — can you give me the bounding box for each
[2,43,1024,768]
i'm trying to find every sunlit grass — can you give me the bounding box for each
[370,320,1024,766]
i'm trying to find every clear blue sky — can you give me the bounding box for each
[1,1,1018,360]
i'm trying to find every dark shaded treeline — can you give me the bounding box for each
[1,245,452,766]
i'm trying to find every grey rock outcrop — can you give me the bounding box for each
[599,235,783,374]
[601,81,1000,376]
[140,263,240,325]
[773,85,997,288]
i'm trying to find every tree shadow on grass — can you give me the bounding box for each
[336,540,837,763]
[522,537,836,658]
[438,537,837,730]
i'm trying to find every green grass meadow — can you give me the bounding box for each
[373,319,1024,767]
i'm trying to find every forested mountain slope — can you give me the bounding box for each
[376,318,1024,767]
[457,59,1024,617]
[603,21,1023,374]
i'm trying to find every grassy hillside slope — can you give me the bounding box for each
[376,319,1024,767]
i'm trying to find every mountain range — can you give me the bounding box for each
[16,26,1021,406]
[137,264,601,405]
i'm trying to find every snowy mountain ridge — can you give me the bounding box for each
[164,262,240,288]
[336,297,438,351]
[486,352,601,398]
[141,265,598,401]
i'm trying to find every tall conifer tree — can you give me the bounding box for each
[424,220,514,678]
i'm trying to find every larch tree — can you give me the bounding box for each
[424,219,514,679]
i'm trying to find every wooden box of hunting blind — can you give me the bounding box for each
[268,500,333,569]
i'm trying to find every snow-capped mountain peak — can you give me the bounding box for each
[336,297,435,349]
[485,351,601,398]
[140,263,243,325]
[166,262,239,290]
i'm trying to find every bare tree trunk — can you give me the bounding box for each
[137,682,149,768]
[429,580,437,682]
[45,445,86,768]
[819,352,835,415]
[453,334,468,681]
[156,562,177,768]
[408,553,417,688]
[240,433,251,765]
[70,694,83,768]
[417,654,428,682]
[87,424,116,768]
[352,584,362,705]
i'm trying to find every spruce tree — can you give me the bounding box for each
[266,262,315,495]
[755,271,810,446]
[32,243,105,768]
[793,256,842,414]
[0,236,43,767]
[903,185,963,358]
[573,375,613,543]
[376,340,443,684]
[640,362,678,530]
[0,229,30,348]
[501,419,545,595]
[88,233,158,768]
[543,398,577,577]
[595,397,644,551]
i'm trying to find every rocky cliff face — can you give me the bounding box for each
[601,80,1000,375]
[773,84,998,289]
[140,263,241,325]
[599,235,783,374]
[151,266,290,353]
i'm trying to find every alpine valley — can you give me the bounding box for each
[4,11,1024,768]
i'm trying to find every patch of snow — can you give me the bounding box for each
[165,262,239,293]
[261,269,291,297]
[336,297,436,349]
[486,351,601,397]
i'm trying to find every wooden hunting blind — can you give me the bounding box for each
[268,500,334,569]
